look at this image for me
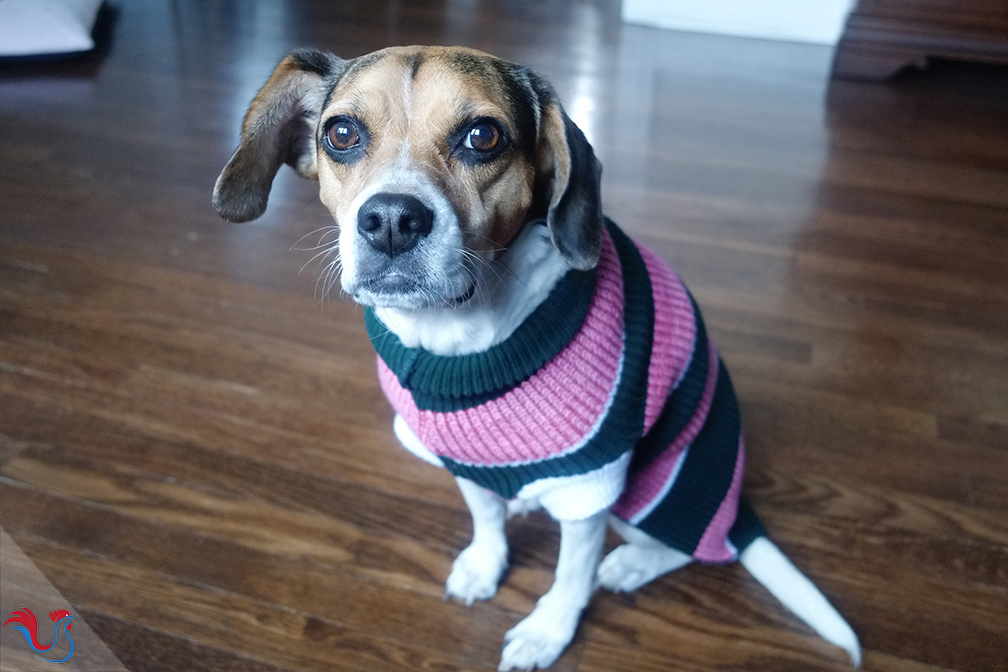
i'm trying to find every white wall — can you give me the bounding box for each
[621,0,856,46]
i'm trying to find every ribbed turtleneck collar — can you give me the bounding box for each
[365,263,598,412]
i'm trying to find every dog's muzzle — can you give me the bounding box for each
[344,186,472,309]
[357,192,434,258]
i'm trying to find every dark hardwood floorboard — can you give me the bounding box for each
[2,1,1007,670]
[79,608,299,672]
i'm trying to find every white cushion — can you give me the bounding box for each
[0,0,105,57]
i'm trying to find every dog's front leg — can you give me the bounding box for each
[499,510,608,671]
[445,477,509,606]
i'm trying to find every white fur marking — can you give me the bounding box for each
[339,168,467,305]
[740,536,862,667]
[374,223,570,355]
[499,511,608,671]
[516,451,632,520]
[597,517,692,592]
[596,543,692,592]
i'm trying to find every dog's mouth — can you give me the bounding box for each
[448,284,476,307]
[352,274,475,310]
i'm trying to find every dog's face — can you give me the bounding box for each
[214,46,603,310]
[318,48,543,309]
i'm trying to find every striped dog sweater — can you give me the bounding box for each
[367,220,764,563]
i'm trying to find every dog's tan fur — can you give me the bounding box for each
[318,47,539,254]
[215,45,602,275]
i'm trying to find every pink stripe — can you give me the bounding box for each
[634,242,697,435]
[379,229,626,465]
[692,437,745,563]
[611,337,720,521]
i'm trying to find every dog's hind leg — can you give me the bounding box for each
[596,516,692,593]
[445,478,510,606]
[600,518,863,666]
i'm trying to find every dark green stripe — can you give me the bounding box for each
[365,252,597,412]
[727,498,765,553]
[634,359,742,556]
[628,294,709,477]
[442,220,655,498]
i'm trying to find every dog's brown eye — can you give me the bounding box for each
[322,116,368,164]
[327,122,359,150]
[465,122,500,152]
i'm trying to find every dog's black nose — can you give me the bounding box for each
[356,193,434,258]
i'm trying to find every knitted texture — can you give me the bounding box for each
[369,220,764,563]
[378,231,624,465]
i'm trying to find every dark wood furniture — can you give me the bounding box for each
[833,0,1008,80]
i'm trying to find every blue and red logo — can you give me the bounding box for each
[3,607,76,663]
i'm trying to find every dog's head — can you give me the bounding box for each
[214,46,602,310]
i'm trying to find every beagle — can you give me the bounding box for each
[214,46,861,671]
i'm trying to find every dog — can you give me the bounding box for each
[213,46,861,671]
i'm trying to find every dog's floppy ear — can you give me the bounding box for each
[213,49,347,223]
[529,75,603,271]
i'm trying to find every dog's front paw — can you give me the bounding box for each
[444,542,508,606]
[498,603,578,671]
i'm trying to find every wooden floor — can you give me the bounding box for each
[2,1,1007,670]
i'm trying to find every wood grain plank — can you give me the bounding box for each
[11,532,494,672]
[66,608,297,672]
